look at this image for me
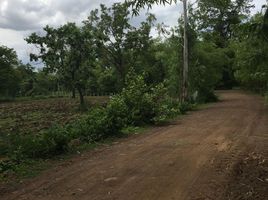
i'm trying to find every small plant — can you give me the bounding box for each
[78,108,111,142]
[153,98,181,124]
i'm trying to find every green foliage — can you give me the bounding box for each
[108,70,183,125]
[84,3,158,90]
[75,108,118,142]
[190,42,226,102]
[0,158,51,181]
[127,0,177,15]
[26,23,96,105]
[0,48,63,99]
[5,125,70,159]
[106,97,129,130]
[232,11,268,93]
[152,97,181,123]
[0,45,20,97]
[195,0,253,47]
[120,70,155,124]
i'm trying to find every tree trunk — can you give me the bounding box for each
[71,70,76,98]
[77,87,85,106]
[72,88,76,98]
[182,0,189,102]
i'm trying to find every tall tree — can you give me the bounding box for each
[84,3,160,90]
[182,0,189,102]
[26,23,96,105]
[0,45,20,97]
[192,0,254,89]
[84,3,132,88]
[195,0,253,47]
[127,0,189,101]
[232,8,268,93]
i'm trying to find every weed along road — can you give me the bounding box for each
[2,91,268,200]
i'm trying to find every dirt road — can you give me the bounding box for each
[2,91,268,200]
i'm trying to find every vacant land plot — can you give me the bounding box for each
[0,96,109,136]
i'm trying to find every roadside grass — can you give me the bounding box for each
[0,159,52,183]
[0,114,194,187]
[0,129,146,184]
[0,104,198,185]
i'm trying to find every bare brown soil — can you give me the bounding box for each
[0,96,109,135]
[1,91,268,200]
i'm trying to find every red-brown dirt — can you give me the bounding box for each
[1,91,268,200]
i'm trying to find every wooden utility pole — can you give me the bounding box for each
[182,0,188,102]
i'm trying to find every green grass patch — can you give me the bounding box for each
[0,159,51,183]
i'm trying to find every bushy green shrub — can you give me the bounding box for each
[109,71,183,125]
[196,89,218,103]
[41,126,71,155]
[77,108,112,142]
[179,102,196,114]
[68,105,126,143]
[106,97,128,130]
[153,97,181,124]
[5,125,71,159]
[119,70,155,125]
[0,159,15,173]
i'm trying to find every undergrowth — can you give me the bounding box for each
[0,71,196,181]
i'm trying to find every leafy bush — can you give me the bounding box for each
[196,89,219,103]
[108,70,183,125]
[179,102,196,114]
[119,70,155,125]
[153,97,181,124]
[106,97,128,131]
[77,108,113,142]
[5,125,71,159]
[41,126,71,155]
[0,159,15,173]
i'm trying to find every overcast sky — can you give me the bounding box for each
[0,0,267,64]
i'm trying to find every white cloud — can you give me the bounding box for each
[0,28,31,62]
[252,0,267,13]
[0,0,124,63]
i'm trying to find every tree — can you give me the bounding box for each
[194,0,254,47]
[15,63,35,96]
[26,23,96,105]
[191,0,254,89]
[127,0,178,15]
[84,3,134,89]
[84,3,161,91]
[232,9,268,93]
[182,0,189,102]
[128,0,189,101]
[0,45,20,97]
